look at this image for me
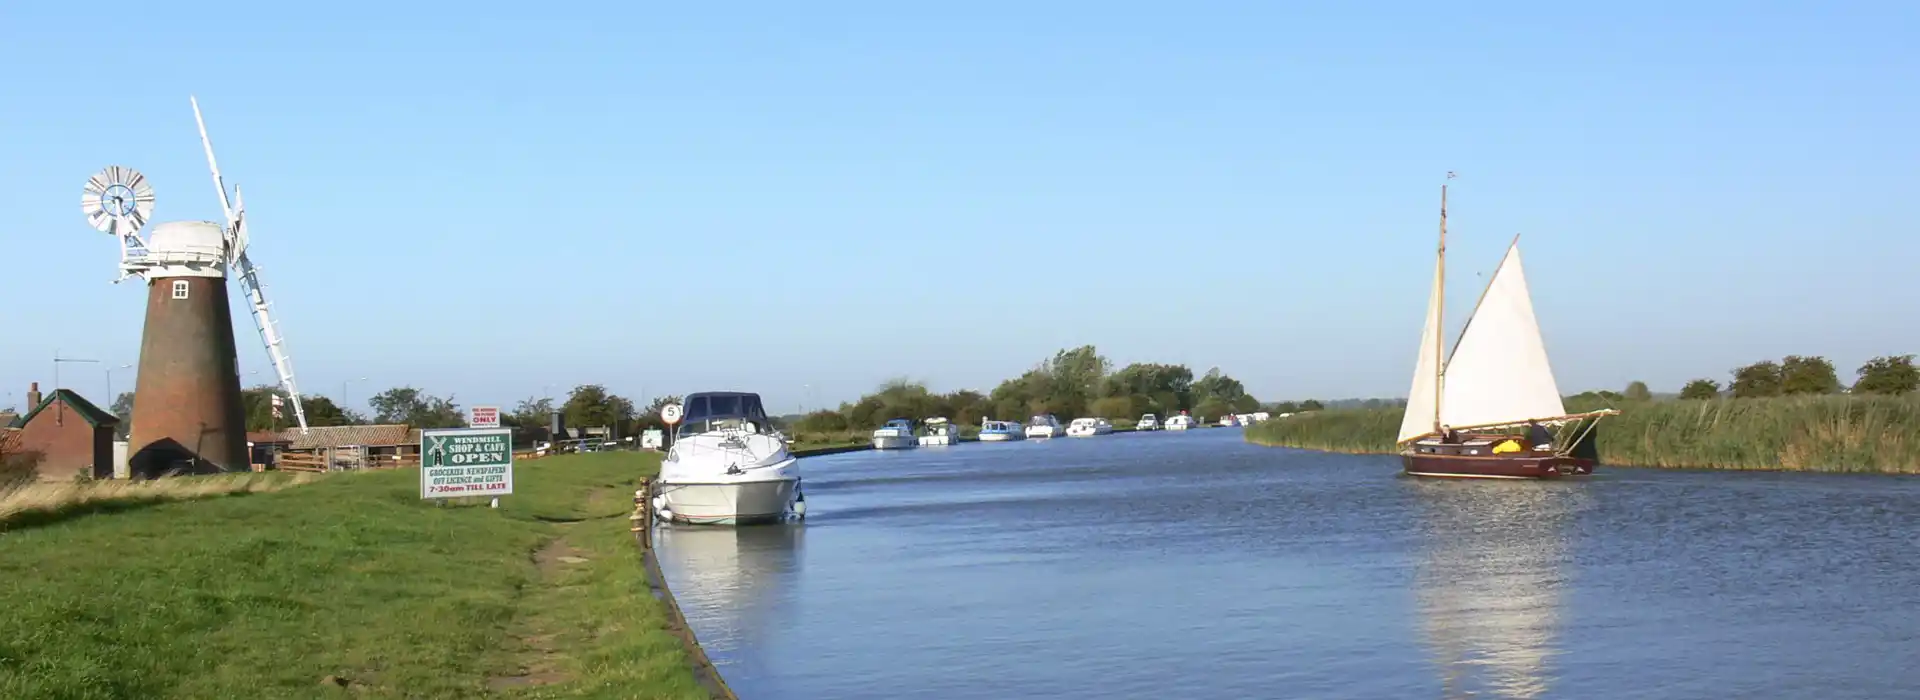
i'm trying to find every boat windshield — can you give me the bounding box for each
[1028,416,1053,426]
[677,392,771,437]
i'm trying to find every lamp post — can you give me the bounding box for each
[106,364,132,406]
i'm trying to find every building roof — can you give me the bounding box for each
[277,424,416,450]
[246,430,292,445]
[8,389,119,430]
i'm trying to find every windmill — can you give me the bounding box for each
[80,97,310,476]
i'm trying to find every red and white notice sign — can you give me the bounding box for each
[469,406,501,428]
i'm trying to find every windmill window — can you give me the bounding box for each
[171,280,190,299]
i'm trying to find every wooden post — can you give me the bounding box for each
[631,477,653,547]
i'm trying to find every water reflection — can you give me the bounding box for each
[654,524,805,660]
[1411,481,1584,699]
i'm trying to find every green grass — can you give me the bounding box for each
[1245,395,1920,473]
[0,452,705,700]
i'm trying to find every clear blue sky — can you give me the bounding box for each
[3,1,1916,416]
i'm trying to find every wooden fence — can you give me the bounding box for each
[268,447,552,473]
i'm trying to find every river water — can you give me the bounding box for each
[652,427,1920,699]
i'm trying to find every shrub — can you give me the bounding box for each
[1,431,43,490]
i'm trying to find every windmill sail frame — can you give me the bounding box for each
[192,96,312,434]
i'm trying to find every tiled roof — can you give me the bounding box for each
[278,424,415,450]
[246,431,291,444]
[9,389,119,429]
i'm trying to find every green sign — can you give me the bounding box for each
[421,427,514,499]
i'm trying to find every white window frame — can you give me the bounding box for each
[171,280,190,300]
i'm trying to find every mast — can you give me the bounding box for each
[1434,179,1448,434]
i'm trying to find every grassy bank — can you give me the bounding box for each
[0,452,704,699]
[1245,395,1920,473]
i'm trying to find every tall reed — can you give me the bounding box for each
[1245,395,1920,473]
[0,472,320,530]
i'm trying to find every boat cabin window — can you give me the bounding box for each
[677,393,771,437]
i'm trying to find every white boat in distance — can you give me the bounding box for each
[1025,414,1065,439]
[1218,414,1240,427]
[1136,413,1160,431]
[653,392,802,526]
[1066,417,1114,437]
[979,419,1025,442]
[872,419,918,450]
[919,417,959,446]
[1165,413,1197,431]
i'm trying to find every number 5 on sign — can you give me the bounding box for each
[660,403,683,425]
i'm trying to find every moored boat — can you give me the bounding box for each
[872,419,918,450]
[978,419,1025,442]
[653,391,803,525]
[1024,414,1064,439]
[1065,417,1113,437]
[1396,178,1617,479]
[1136,413,1160,431]
[1164,412,1197,431]
[918,417,959,446]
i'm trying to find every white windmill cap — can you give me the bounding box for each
[144,220,228,277]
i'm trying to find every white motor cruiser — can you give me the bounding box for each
[1136,413,1160,431]
[1065,417,1114,437]
[872,419,918,450]
[1024,414,1065,439]
[653,392,803,526]
[1165,412,1197,431]
[918,417,959,446]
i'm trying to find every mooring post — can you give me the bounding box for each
[631,477,653,547]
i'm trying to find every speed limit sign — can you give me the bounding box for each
[660,403,684,425]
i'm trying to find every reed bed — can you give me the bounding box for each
[0,472,320,529]
[1245,395,1920,473]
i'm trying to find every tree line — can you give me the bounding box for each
[107,383,659,443]
[792,345,1269,432]
[1674,354,1916,400]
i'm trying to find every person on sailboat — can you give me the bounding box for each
[1526,420,1552,450]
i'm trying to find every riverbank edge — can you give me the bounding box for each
[631,520,739,700]
[1241,433,1914,474]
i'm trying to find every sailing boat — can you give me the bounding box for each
[1397,180,1617,479]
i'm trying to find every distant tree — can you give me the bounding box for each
[368,386,464,428]
[1089,396,1135,419]
[1624,381,1653,401]
[502,397,555,443]
[943,390,990,425]
[1299,399,1325,411]
[110,392,134,438]
[561,384,636,433]
[1728,361,1783,398]
[1852,355,1918,396]
[1231,394,1261,413]
[1193,397,1232,420]
[242,386,364,431]
[793,410,850,433]
[1270,401,1301,414]
[1679,379,1721,400]
[1779,355,1842,395]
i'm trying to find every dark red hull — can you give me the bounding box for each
[1401,452,1596,479]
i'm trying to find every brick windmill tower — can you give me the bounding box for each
[81,97,311,477]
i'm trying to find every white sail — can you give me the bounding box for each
[1398,254,1445,443]
[1438,242,1567,429]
